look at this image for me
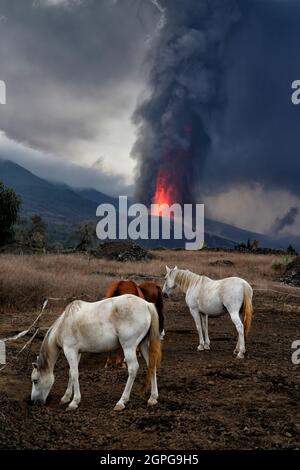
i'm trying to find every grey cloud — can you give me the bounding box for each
[0,132,132,195]
[0,0,157,159]
[33,0,82,7]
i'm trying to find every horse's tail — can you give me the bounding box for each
[243,284,253,338]
[141,303,162,394]
[155,285,164,333]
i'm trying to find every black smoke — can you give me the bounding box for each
[270,207,299,236]
[132,0,240,205]
[132,0,300,212]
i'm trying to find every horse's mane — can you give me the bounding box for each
[38,328,52,371]
[175,269,201,292]
[38,315,62,371]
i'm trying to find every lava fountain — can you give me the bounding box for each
[151,143,194,216]
[151,170,179,216]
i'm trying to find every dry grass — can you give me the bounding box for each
[0,250,284,313]
[155,250,277,283]
[0,254,111,312]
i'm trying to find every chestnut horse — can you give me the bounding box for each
[105,280,164,368]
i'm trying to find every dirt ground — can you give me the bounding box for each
[0,254,300,450]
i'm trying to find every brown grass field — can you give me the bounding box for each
[0,250,299,450]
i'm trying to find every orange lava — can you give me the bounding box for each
[151,172,176,216]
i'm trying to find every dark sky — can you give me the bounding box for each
[203,0,300,234]
[208,0,300,196]
[0,0,299,235]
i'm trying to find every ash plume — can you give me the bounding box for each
[132,0,240,205]
[270,207,299,235]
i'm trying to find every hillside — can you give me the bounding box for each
[0,159,299,249]
[0,160,118,244]
[0,160,98,222]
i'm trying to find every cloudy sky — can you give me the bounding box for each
[0,0,158,192]
[0,0,300,236]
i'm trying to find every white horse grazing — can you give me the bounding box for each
[31,294,161,411]
[162,266,253,359]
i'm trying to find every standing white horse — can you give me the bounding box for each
[162,266,253,359]
[31,294,161,411]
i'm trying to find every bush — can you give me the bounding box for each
[287,244,297,256]
[271,256,293,271]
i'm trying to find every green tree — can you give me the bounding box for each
[14,216,30,246]
[0,181,21,246]
[250,239,259,251]
[287,244,297,256]
[76,221,97,251]
[27,215,48,252]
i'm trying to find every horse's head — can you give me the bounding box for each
[162,265,178,298]
[31,356,54,405]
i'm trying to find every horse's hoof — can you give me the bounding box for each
[204,344,210,350]
[67,402,78,410]
[60,396,71,405]
[147,397,158,407]
[197,345,205,351]
[114,403,125,412]
[236,353,245,359]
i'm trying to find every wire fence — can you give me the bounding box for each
[0,294,92,372]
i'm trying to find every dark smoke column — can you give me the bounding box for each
[132,0,239,206]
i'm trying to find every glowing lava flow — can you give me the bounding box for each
[151,172,177,216]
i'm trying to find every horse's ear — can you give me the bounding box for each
[32,362,38,369]
[166,265,170,273]
[174,266,178,270]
